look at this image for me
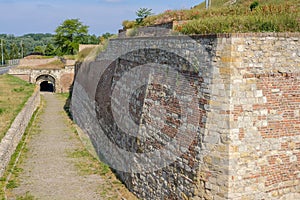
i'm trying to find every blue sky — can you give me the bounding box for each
[0,0,203,36]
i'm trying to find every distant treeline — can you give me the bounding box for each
[0,32,110,63]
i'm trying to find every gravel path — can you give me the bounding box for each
[9,93,106,200]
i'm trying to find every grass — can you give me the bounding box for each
[0,74,35,142]
[17,59,65,70]
[122,0,299,34]
[68,148,110,176]
[63,55,77,60]
[77,47,97,62]
[77,38,113,62]
[16,192,37,200]
[24,55,55,59]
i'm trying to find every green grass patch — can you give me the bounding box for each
[25,55,55,59]
[0,108,5,115]
[13,87,25,93]
[6,180,18,189]
[56,92,70,100]
[67,148,110,176]
[16,192,37,200]
[0,74,35,142]
[63,55,77,60]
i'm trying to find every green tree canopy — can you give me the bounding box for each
[34,46,45,54]
[54,19,89,55]
[45,43,55,56]
[9,43,19,59]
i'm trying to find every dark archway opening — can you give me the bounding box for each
[40,81,54,92]
[36,74,56,92]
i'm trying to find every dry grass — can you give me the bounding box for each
[122,0,299,34]
[17,60,65,70]
[23,55,55,59]
[0,74,35,141]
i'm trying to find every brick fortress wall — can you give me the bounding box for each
[71,33,300,199]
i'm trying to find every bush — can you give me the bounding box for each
[126,28,139,37]
[122,20,137,29]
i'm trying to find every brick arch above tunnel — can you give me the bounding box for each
[35,74,56,92]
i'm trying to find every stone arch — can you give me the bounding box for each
[36,74,56,92]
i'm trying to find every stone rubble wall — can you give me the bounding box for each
[71,32,300,199]
[0,89,40,178]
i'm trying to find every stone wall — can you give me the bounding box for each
[227,33,300,199]
[0,89,40,178]
[71,32,300,199]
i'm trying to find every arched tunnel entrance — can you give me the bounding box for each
[36,75,56,92]
[40,81,54,92]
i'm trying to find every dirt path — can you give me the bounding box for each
[7,93,136,200]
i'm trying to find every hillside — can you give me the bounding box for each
[122,0,300,34]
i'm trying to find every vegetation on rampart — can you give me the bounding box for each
[122,0,300,34]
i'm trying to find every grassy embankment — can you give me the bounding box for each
[0,74,35,142]
[122,0,300,34]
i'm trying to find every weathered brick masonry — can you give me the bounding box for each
[71,32,299,199]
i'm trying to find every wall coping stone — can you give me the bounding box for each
[113,32,300,41]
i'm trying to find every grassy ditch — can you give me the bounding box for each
[0,74,35,142]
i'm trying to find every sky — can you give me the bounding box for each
[0,0,203,36]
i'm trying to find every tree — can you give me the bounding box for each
[54,19,89,55]
[20,41,26,58]
[10,43,19,59]
[45,43,55,56]
[136,8,153,25]
[34,46,45,54]
[2,40,9,62]
[99,32,114,43]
